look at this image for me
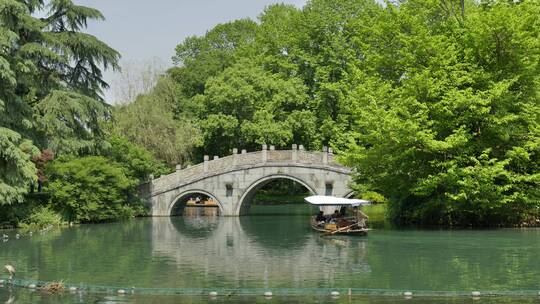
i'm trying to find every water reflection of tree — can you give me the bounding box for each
[0,219,158,287]
[238,215,310,250]
[364,229,540,291]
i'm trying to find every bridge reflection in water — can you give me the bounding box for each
[150,216,371,288]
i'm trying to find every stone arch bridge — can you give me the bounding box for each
[141,145,354,216]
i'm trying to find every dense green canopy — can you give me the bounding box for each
[45,156,141,223]
[0,0,119,204]
[124,0,537,226]
[0,0,171,227]
[2,0,538,227]
[339,0,540,225]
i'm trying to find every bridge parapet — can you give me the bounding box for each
[148,145,346,196]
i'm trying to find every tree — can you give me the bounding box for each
[35,90,111,154]
[0,128,39,205]
[105,135,168,181]
[112,76,202,165]
[198,60,312,155]
[256,0,380,146]
[0,0,119,204]
[170,19,258,97]
[112,58,166,104]
[340,0,540,226]
[45,156,140,223]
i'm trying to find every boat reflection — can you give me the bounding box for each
[183,206,219,217]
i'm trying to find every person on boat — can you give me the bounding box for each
[328,210,341,225]
[331,209,342,219]
[339,207,348,218]
[315,211,326,222]
[354,206,369,228]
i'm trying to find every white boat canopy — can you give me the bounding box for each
[304,195,371,207]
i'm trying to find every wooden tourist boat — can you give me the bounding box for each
[184,206,220,217]
[185,198,219,207]
[305,195,370,236]
[184,197,220,216]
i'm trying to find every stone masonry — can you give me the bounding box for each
[141,145,354,216]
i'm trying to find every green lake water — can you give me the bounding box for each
[1,207,540,303]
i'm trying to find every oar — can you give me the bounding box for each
[323,222,357,236]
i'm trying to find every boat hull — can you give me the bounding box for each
[311,224,368,235]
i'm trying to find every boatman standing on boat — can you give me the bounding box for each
[354,206,369,228]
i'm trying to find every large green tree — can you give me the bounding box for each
[171,19,258,98]
[341,0,540,226]
[253,0,381,147]
[0,0,119,205]
[199,60,312,155]
[166,0,385,158]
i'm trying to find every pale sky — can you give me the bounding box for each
[76,0,307,102]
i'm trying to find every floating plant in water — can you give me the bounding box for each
[40,281,65,294]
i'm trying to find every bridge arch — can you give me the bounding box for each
[168,189,224,216]
[236,174,317,215]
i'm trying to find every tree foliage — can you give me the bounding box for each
[339,0,540,226]
[45,156,140,223]
[112,75,202,165]
[36,90,111,154]
[171,19,258,97]
[163,0,539,226]
[199,60,311,155]
[166,0,384,158]
[0,127,38,205]
[0,0,119,205]
[105,135,168,181]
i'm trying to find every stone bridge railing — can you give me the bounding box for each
[145,144,350,196]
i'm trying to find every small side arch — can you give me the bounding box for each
[236,174,317,215]
[168,189,224,216]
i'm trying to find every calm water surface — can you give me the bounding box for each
[1,213,540,303]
